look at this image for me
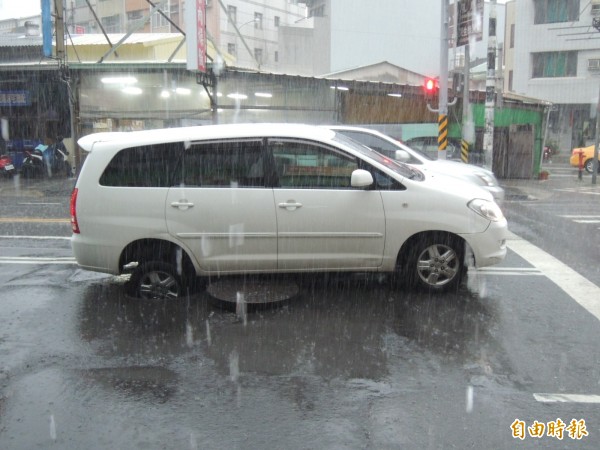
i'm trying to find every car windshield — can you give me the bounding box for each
[333,132,425,180]
[401,141,435,161]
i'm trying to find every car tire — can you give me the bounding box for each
[127,261,183,300]
[584,159,599,173]
[403,233,464,292]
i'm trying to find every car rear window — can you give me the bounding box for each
[99,143,183,187]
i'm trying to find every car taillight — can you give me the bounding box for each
[70,188,80,234]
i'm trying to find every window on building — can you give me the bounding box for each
[508,70,513,91]
[151,2,170,29]
[533,0,579,24]
[532,51,577,78]
[254,48,263,64]
[101,14,120,33]
[228,43,236,56]
[274,51,279,63]
[510,24,515,48]
[227,5,237,24]
[127,10,144,21]
[309,5,325,18]
[274,16,280,27]
[255,13,263,29]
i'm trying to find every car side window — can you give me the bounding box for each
[180,140,265,188]
[270,139,358,189]
[99,143,182,187]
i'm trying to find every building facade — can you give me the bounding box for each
[504,0,600,151]
[66,0,308,73]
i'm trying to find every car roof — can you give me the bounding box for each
[77,123,336,152]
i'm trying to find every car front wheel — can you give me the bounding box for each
[403,234,464,292]
[128,261,183,300]
[584,159,599,173]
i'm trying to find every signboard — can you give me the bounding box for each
[450,0,484,47]
[41,0,52,57]
[0,91,31,107]
[185,0,207,72]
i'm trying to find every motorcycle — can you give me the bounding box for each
[21,143,71,178]
[20,145,46,178]
[0,153,16,178]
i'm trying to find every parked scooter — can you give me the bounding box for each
[21,138,72,178]
[0,153,15,178]
[20,144,46,178]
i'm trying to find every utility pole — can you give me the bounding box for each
[482,0,497,171]
[55,0,65,62]
[438,0,451,160]
[461,43,475,163]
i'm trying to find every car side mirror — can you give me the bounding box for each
[351,169,374,187]
[395,150,410,162]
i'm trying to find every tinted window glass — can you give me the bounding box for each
[338,130,399,157]
[270,139,358,189]
[181,140,265,188]
[99,143,182,187]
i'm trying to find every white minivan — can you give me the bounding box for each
[70,123,508,299]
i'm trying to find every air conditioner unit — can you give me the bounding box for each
[592,4,600,16]
[588,59,600,70]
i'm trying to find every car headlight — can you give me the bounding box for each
[474,173,496,187]
[468,198,504,222]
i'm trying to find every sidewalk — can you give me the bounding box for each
[0,174,76,198]
[500,162,600,201]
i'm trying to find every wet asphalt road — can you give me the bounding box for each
[1,168,600,449]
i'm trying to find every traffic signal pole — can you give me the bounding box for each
[461,43,475,163]
[438,0,450,160]
[483,0,497,171]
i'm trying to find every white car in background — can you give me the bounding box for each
[327,126,505,204]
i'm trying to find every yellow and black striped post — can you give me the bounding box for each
[461,139,469,163]
[438,114,448,155]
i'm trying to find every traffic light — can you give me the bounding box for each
[424,77,437,100]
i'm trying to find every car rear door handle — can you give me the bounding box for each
[171,200,194,210]
[278,201,303,211]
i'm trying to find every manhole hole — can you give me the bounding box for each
[206,276,300,310]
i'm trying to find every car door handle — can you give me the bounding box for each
[278,201,303,211]
[171,200,194,210]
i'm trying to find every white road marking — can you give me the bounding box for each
[0,235,70,240]
[507,232,600,323]
[475,267,543,276]
[558,215,600,224]
[554,188,600,195]
[0,256,76,264]
[534,393,600,404]
[559,215,600,218]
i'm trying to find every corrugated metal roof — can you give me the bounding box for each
[0,32,183,48]
[68,33,183,46]
[0,34,42,47]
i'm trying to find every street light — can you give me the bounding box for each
[230,18,261,68]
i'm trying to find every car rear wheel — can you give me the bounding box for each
[128,261,183,300]
[403,233,464,292]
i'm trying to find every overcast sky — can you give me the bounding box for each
[0,0,41,20]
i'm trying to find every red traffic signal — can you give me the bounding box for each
[424,78,437,93]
